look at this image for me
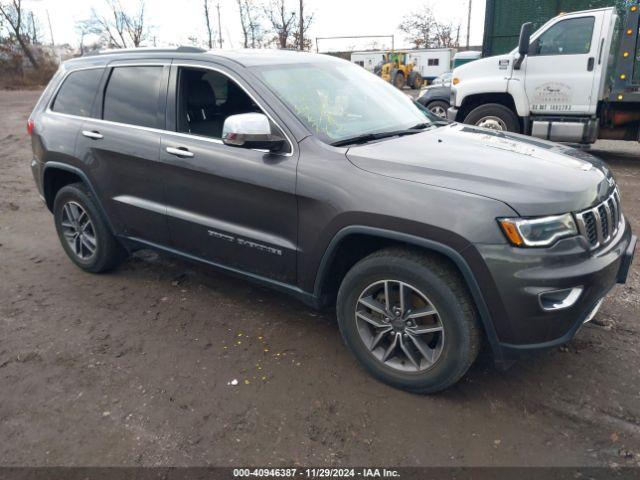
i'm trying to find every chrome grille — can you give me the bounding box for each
[575,189,622,250]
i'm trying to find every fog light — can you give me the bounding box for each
[539,287,583,311]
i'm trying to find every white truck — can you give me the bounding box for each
[448,4,640,144]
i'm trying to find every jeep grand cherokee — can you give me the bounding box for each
[29,47,636,392]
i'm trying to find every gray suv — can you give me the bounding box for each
[29,47,636,393]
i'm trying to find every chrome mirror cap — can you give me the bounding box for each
[222,113,285,152]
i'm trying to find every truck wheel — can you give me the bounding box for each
[53,182,127,273]
[410,72,424,90]
[464,103,520,133]
[427,100,449,119]
[336,248,481,393]
[393,72,405,89]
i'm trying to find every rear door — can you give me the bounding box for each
[41,67,105,174]
[523,11,607,115]
[75,60,171,246]
[158,61,299,284]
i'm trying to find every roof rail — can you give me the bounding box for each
[94,46,207,55]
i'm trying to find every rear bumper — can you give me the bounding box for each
[474,218,635,360]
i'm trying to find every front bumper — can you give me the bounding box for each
[447,107,459,122]
[473,217,635,360]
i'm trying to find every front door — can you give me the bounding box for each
[523,12,606,115]
[159,63,299,284]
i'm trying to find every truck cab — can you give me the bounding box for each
[448,4,640,144]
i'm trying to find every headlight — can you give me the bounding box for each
[498,213,578,247]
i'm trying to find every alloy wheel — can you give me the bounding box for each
[430,105,447,118]
[60,201,97,260]
[475,115,507,131]
[355,280,444,373]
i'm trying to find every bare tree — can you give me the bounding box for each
[89,0,148,49]
[122,0,146,47]
[398,6,435,49]
[433,21,460,48]
[75,18,101,55]
[399,6,459,48]
[238,0,263,48]
[0,0,39,68]
[292,7,312,51]
[204,0,214,48]
[26,10,39,44]
[237,0,248,47]
[263,0,295,49]
[263,0,311,50]
[298,0,303,50]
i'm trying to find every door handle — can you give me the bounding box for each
[166,146,194,158]
[587,57,595,72]
[82,130,103,140]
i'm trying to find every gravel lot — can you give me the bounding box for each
[1,89,639,467]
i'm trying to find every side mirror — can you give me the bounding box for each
[514,22,533,70]
[222,113,285,152]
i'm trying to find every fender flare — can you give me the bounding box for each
[312,226,503,361]
[42,161,116,235]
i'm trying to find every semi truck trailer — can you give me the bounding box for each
[448,3,640,144]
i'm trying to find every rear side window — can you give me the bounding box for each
[52,68,103,117]
[103,66,163,128]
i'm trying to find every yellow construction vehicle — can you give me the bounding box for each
[376,52,424,90]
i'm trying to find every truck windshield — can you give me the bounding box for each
[252,61,434,144]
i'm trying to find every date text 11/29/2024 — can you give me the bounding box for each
[232,468,401,478]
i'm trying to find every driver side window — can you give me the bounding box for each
[176,67,261,139]
[530,16,595,56]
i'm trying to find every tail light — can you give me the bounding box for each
[27,119,35,136]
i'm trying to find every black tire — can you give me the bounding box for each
[464,103,520,133]
[393,71,405,89]
[336,248,481,393]
[53,182,126,273]
[426,100,449,119]
[409,71,424,90]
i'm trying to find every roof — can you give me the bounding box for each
[64,47,343,69]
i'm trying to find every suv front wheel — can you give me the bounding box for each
[336,248,481,393]
[53,183,126,273]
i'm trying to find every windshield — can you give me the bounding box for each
[252,61,433,144]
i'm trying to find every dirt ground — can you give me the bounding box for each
[1,89,639,467]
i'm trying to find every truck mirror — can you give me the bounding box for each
[514,22,533,70]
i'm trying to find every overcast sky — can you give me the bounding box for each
[23,0,486,51]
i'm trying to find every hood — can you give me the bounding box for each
[346,124,614,216]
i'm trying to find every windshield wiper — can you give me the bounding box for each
[331,125,430,147]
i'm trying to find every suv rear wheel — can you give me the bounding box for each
[53,183,126,273]
[336,248,481,393]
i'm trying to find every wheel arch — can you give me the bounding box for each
[458,92,520,124]
[42,162,115,235]
[312,226,502,360]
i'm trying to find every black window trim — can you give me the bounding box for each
[100,62,170,130]
[165,61,295,157]
[528,15,596,58]
[46,60,295,158]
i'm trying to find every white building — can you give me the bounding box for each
[350,48,455,82]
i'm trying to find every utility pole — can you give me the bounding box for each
[299,0,304,51]
[46,9,54,46]
[466,0,472,48]
[216,3,223,48]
